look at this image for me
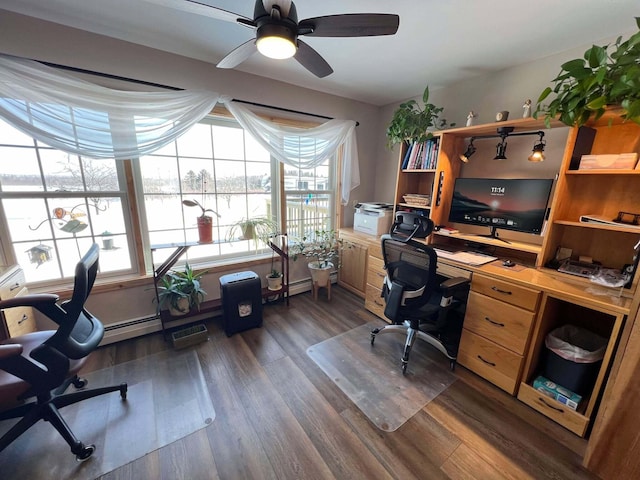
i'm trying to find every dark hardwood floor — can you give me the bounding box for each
[66,287,601,479]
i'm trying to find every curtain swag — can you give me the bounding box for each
[0,54,359,204]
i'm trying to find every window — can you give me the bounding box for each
[0,121,135,284]
[0,114,336,284]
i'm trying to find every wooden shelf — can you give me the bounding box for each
[401,168,437,173]
[433,231,542,254]
[554,220,640,234]
[397,202,431,209]
[566,169,640,175]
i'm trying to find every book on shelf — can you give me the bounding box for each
[402,138,441,170]
[437,226,459,235]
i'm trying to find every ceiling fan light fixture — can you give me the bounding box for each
[256,24,297,59]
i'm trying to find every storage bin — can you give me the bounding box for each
[543,325,607,396]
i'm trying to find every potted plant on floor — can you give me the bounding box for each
[182,199,221,243]
[156,263,207,316]
[535,17,640,127]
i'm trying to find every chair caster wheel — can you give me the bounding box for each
[370,333,376,345]
[449,361,456,371]
[73,377,88,389]
[75,444,95,462]
[402,362,408,374]
[119,383,128,400]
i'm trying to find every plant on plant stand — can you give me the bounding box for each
[155,263,207,316]
[226,216,278,250]
[182,199,221,244]
[266,268,283,291]
[534,17,640,128]
[292,229,344,299]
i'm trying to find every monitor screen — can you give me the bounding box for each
[448,178,553,235]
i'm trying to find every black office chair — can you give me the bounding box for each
[0,244,127,461]
[370,213,470,373]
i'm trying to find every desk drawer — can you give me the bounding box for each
[0,269,26,300]
[472,274,540,311]
[366,255,386,288]
[464,291,535,355]
[365,284,387,321]
[3,288,36,337]
[517,382,589,437]
[458,329,523,395]
[368,243,383,261]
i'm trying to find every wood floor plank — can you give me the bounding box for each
[158,429,219,480]
[441,444,510,480]
[99,450,161,480]
[197,338,279,480]
[425,381,598,479]
[238,322,287,367]
[264,355,394,480]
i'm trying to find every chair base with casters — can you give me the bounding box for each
[370,214,470,374]
[0,244,128,461]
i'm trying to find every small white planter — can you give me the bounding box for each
[169,297,190,316]
[266,274,283,291]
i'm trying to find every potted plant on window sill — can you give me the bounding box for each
[101,230,114,250]
[156,263,207,316]
[534,17,640,128]
[182,199,221,244]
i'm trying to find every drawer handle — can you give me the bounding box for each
[477,355,496,367]
[18,314,29,325]
[484,316,505,327]
[538,397,564,413]
[491,286,512,295]
[374,300,383,307]
[10,282,21,292]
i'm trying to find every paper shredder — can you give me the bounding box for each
[219,271,263,337]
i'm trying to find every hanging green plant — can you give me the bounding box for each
[386,85,455,149]
[535,17,640,128]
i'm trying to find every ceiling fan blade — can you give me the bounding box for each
[217,40,258,69]
[143,0,251,25]
[294,40,333,78]
[299,14,400,37]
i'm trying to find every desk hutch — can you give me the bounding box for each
[339,112,640,439]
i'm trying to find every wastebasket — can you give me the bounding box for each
[543,325,607,395]
[219,271,263,337]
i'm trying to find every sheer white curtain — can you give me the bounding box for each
[0,54,220,160]
[224,99,359,205]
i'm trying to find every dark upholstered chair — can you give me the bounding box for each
[370,214,470,373]
[0,244,127,461]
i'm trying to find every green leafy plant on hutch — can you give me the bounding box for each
[386,85,455,149]
[535,17,640,128]
[226,216,278,249]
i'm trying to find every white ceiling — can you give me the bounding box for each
[1,0,639,106]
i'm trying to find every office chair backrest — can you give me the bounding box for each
[40,243,104,361]
[390,211,434,242]
[381,235,438,309]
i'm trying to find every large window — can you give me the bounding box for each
[0,122,134,284]
[0,114,336,284]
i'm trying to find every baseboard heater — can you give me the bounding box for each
[101,276,332,344]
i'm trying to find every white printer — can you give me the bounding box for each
[353,202,394,236]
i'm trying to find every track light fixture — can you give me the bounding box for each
[528,132,546,162]
[460,127,545,162]
[459,138,476,162]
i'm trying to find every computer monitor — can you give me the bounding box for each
[448,178,553,241]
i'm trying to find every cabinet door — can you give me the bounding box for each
[338,241,368,297]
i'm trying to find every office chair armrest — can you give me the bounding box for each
[0,293,59,310]
[439,276,470,295]
[0,343,23,360]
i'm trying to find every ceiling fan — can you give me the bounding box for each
[153,0,399,78]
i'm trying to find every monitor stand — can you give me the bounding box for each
[476,226,512,244]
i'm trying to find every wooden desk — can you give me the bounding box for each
[339,227,630,437]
